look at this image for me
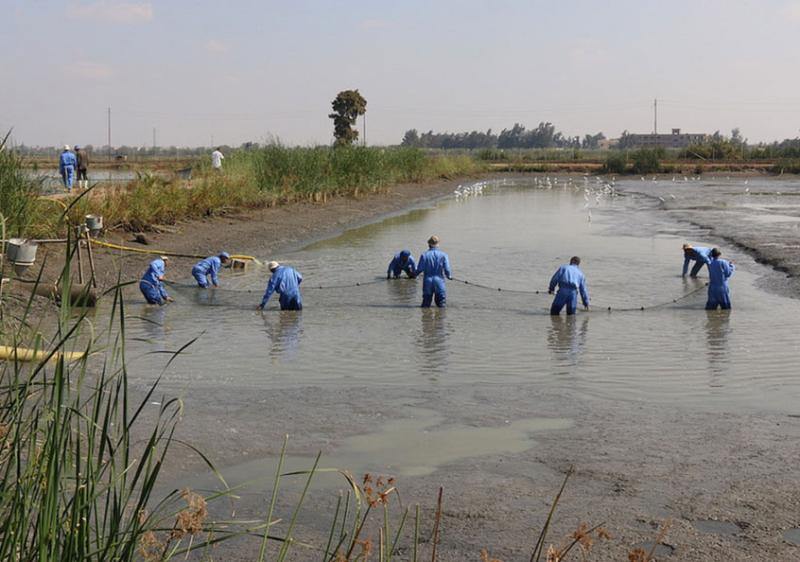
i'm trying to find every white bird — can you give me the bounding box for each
[669,194,676,199]
[658,196,665,203]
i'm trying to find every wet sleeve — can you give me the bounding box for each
[159,281,169,300]
[387,257,395,277]
[682,256,690,277]
[261,275,277,307]
[549,269,560,292]
[443,255,452,279]
[210,259,220,285]
[579,276,589,307]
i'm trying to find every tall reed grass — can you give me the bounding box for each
[0,132,40,237]
[23,146,482,236]
[248,145,482,201]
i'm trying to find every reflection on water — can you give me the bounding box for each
[120,177,800,414]
[547,315,589,366]
[262,312,303,361]
[705,310,731,386]
[416,309,449,380]
[136,305,168,347]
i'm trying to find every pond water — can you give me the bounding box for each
[122,177,800,416]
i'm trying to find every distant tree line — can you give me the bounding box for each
[401,123,606,150]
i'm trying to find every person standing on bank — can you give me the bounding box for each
[59,145,77,191]
[416,235,452,308]
[75,145,89,189]
[706,248,735,310]
[211,147,224,171]
[257,261,303,311]
[548,256,590,315]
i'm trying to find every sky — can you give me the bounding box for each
[3,0,800,147]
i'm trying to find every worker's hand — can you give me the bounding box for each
[212,284,219,288]
[386,274,390,280]
[447,276,453,280]
[166,297,174,303]
[584,305,589,311]
[548,289,554,295]
[256,304,264,311]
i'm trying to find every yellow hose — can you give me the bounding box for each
[90,239,261,264]
[0,345,85,364]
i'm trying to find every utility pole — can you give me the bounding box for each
[653,98,658,135]
[107,106,112,162]
[152,127,156,151]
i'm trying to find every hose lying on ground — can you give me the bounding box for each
[90,239,261,264]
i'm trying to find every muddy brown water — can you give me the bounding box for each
[126,177,800,415]
[108,176,800,558]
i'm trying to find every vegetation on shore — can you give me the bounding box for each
[2,144,483,239]
[4,136,800,240]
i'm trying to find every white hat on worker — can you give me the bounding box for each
[64,144,71,151]
[268,261,280,271]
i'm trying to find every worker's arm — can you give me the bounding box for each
[579,276,590,308]
[682,256,690,277]
[296,271,303,285]
[387,258,396,279]
[406,257,417,278]
[548,269,560,294]
[258,276,277,309]
[443,255,452,280]
[210,259,220,286]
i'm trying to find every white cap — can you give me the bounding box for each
[268,261,280,271]
[64,144,71,151]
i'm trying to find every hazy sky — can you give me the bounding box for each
[3,0,800,147]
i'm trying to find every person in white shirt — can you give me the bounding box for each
[211,147,224,170]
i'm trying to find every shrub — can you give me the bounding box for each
[631,148,664,175]
[601,152,627,175]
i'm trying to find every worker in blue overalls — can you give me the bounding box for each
[192,252,231,288]
[682,243,713,278]
[706,248,735,310]
[59,145,77,191]
[416,235,452,308]
[387,250,416,279]
[548,256,590,315]
[139,257,173,305]
[257,261,303,311]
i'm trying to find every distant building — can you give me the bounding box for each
[625,128,708,149]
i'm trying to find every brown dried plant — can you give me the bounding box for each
[480,547,504,562]
[170,488,208,540]
[137,510,163,562]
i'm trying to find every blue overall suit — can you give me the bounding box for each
[682,246,713,277]
[260,266,303,310]
[387,250,416,279]
[139,259,170,305]
[706,258,735,310]
[192,256,222,288]
[417,247,451,308]
[59,150,78,191]
[549,264,589,315]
